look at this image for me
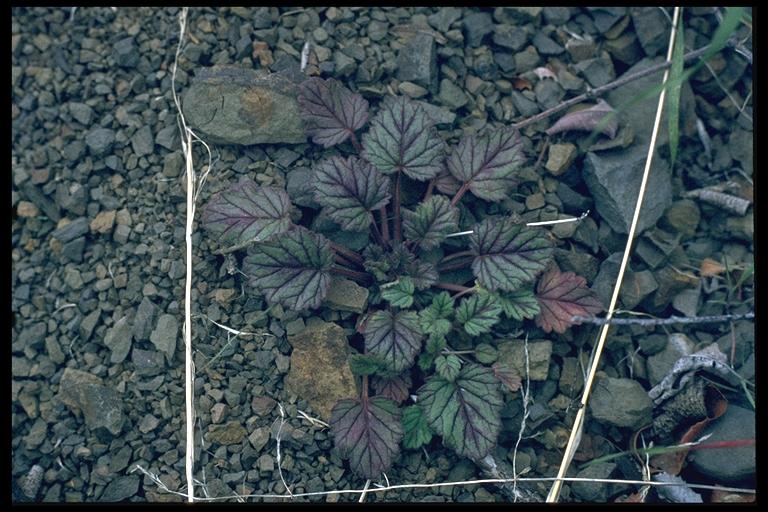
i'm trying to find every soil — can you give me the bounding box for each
[11,6,753,503]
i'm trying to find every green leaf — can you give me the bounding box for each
[470,217,553,292]
[668,14,685,167]
[402,196,460,250]
[381,277,415,308]
[330,397,403,479]
[430,291,455,318]
[418,351,436,372]
[446,126,524,201]
[417,364,503,461]
[297,77,369,148]
[435,354,462,381]
[362,96,446,181]
[497,288,541,321]
[405,259,438,290]
[535,266,604,334]
[455,293,502,336]
[349,353,388,376]
[425,333,447,354]
[418,292,454,336]
[314,155,391,232]
[402,405,433,450]
[201,177,292,249]
[363,310,423,373]
[243,227,333,311]
[474,343,498,364]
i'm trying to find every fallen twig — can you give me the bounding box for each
[572,312,754,326]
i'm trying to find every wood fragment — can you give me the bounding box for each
[684,189,751,215]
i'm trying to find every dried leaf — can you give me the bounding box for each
[513,77,533,90]
[313,156,391,232]
[699,258,727,277]
[298,77,369,147]
[491,362,522,392]
[535,267,604,334]
[545,99,619,139]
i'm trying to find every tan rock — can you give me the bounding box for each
[90,210,116,234]
[17,201,39,218]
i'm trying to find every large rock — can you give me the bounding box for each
[182,66,306,145]
[590,377,653,429]
[496,340,552,381]
[104,315,133,364]
[323,276,369,313]
[396,33,437,91]
[689,405,755,483]
[285,321,357,421]
[57,368,124,435]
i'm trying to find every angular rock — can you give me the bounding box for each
[85,128,116,156]
[532,32,564,55]
[285,321,357,421]
[68,102,93,125]
[104,315,133,364]
[16,322,46,350]
[571,463,618,501]
[462,11,494,47]
[131,126,154,157]
[52,217,89,243]
[100,475,140,502]
[182,66,305,145]
[248,426,270,452]
[113,37,139,68]
[90,210,116,234]
[662,199,700,237]
[132,348,166,377]
[497,340,552,381]
[149,314,178,362]
[323,276,369,314]
[573,52,615,88]
[534,79,565,110]
[492,25,528,52]
[583,148,672,235]
[630,7,668,57]
[545,143,577,175]
[689,405,755,483]
[396,33,437,91]
[428,7,462,33]
[207,421,247,446]
[438,78,468,109]
[58,368,124,435]
[133,297,158,342]
[155,125,180,151]
[20,182,60,222]
[590,377,653,429]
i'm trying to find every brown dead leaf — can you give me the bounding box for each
[699,258,727,277]
[615,492,647,503]
[546,99,619,139]
[252,41,274,67]
[512,77,533,90]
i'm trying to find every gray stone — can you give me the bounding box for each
[207,421,247,446]
[571,463,618,501]
[324,276,369,314]
[396,34,437,91]
[285,321,357,421]
[497,340,552,381]
[161,152,183,178]
[52,217,89,243]
[150,314,178,362]
[56,182,87,216]
[104,315,132,364]
[257,454,275,472]
[285,167,318,208]
[662,199,700,237]
[534,79,565,110]
[133,297,158,342]
[553,248,599,283]
[248,426,270,452]
[17,322,46,350]
[589,7,627,33]
[415,100,456,126]
[492,25,528,51]
[69,102,93,125]
[138,414,160,433]
[64,267,84,290]
[131,126,154,157]
[463,11,494,47]
[61,237,86,263]
[79,309,100,343]
[497,7,542,24]
[647,333,694,386]
[398,81,428,99]
[99,475,140,502]
[582,148,672,235]
[20,182,60,222]
[510,91,539,118]
[532,32,564,55]
[630,7,668,57]
[590,377,653,429]
[132,348,166,376]
[574,53,615,88]
[155,125,179,151]
[58,368,124,435]
[545,143,577,175]
[113,37,139,68]
[333,50,356,77]
[690,405,755,482]
[182,67,306,145]
[543,7,572,25]
[605,33,642,65]
[428,7,462,33]
[85,128,115,156]
[514,45,540,74]
[438,78,468,109]
[113,224,131,244]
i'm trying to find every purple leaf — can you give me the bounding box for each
[363,310,423,373]
[491,362,522,392]
[313,156,391,232]
[434,169,460,195]
[363,96,446,181]
[545,99,619,139]
[242,226,334,311]
[446,126,525,201]
[330,396,403,479]
[402,196,459,250]
[371,374,412,404]
[535,267,604,334]
[298,77,369,148]
[201,177,292,248]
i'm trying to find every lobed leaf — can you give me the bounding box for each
[243,226,333,311]
[497,288,541,321]
[435,354,462,382]
[371,374,412,404]
[330,397,403,479]
[402,196,460,250]
[362,96,446,181]
[534,267,604,334]
[381,277,415,308]
[417,364,503,461]
[418,292,454,337]
[545,99,619,139]
[201,177,292,249]
[363,310,423,373]
[434,170,461,195]
[298,77,369,147]
[455,293,502,336]
[446,126,524,201]
[402,405,433,450]
[313,156,391,232]
[470,217,553,292]
[404,259,438,289]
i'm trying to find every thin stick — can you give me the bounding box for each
[434,282,474,294]
[359,479,371,503]
[330,265,370,283]
[511,333,532,502]
[329,242,364,266]
[571,312,754,326]
[547,7,682,503]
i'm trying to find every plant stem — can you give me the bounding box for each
[331,265,370,283]
[440,250,475,264]
[330,242,364,266]
[434,282,474,294]
[451,286,477,300]
[362,374,369,400]
[512,42,718,132]
[394,171,402,242]
[438,257,474,273]
[370,219,384,246]
[450,181,471,207]
[334,253,355,267]
[424,178,436,201]
[379,206,390,245]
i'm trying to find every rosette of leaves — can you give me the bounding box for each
[200,77,603,480]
